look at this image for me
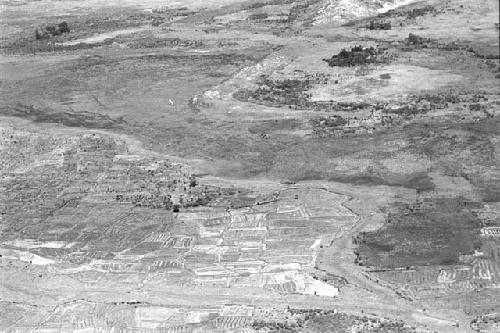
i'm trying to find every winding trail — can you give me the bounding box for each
[312,185,469,332]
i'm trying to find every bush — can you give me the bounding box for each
[249,13,268,20]
[368,21,391,30]
[58,21,70,34]
[323,46,382,67]
[35,21,71,40]
[406,33,431,46]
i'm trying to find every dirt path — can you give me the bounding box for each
[313,186,470,332]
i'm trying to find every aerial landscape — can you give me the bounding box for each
[0,0,499,331]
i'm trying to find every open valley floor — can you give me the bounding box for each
[0,0,499,332]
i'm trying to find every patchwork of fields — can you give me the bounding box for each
[1,0,499,331]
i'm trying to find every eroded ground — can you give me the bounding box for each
[0,0,499,332]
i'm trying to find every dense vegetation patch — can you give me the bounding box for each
[368,20,391,30]
[0,104,124,129]
[322,46,387,67]
[355,198,483,268]
[234,77,313,107]
[253,309,418,332]
[328,172,435,192]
